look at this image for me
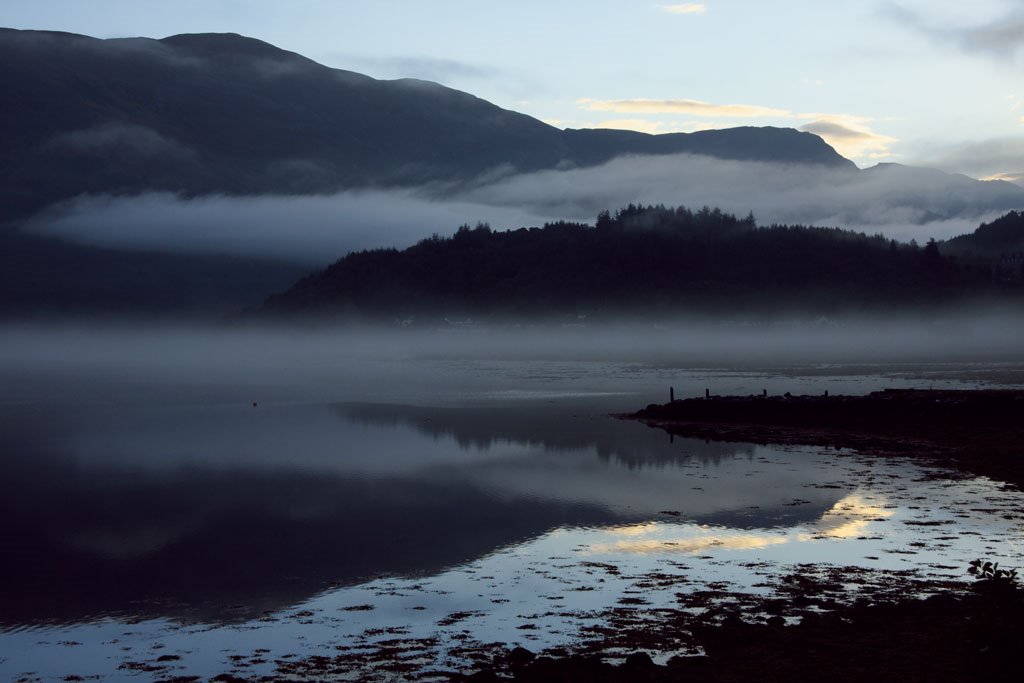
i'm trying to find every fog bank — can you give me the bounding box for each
[3,314,1023,399]
[26,154,1024,264]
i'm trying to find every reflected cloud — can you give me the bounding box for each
[583,493,892,555]
[588,525,789,555]
[800,493,895,540]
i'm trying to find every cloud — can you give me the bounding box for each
[962,16,1024,57]
[460,153,1023,242]
[910,136,1024,187]
[28,190,549,265]
[44,122,196,160]
[656,3,707,15]
[576,97,897,163]
[322,53,498,83]
[579,97,791,118]
[799,115,898,160]
[593,118,669,134]
[980,172,1024,186]
[28,152,1024,263]
[883,3,1024,60]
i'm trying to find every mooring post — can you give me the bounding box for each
[763,389,767,397]
[670,386,675,402]
[825,389,829,398]
[705,388,710,399]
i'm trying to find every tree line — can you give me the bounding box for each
[264,204,1020,319]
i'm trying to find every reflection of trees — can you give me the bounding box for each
[335,402,755,469]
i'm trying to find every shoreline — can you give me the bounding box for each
[625,388,1024,489]
[447,389,1024,681]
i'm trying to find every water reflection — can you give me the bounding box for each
[586,493,893,555]
[0,399,847,628]
[336,401,755,467]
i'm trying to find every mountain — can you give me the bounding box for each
[4,28,1021,317]
[261,205,1007,320]
[0,28,852,225]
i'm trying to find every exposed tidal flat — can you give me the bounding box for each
[1,322,1023,681]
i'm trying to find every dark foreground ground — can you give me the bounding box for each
[456,581,1022,682]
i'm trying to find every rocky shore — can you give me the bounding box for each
[456,580,1022,682]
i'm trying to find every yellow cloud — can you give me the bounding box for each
[594,118,668,134]
[574,97,897,162]
[798,493,894,540]
[657,3,707,14]
[981,171,1024,184]
[798,114,898,161]
[607,522,662,537]
[585,493,893,556]
[579,97,792,118]
[588,531,788,555]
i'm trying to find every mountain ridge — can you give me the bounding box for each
[0,27,853,225]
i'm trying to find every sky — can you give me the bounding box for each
[3,0,1023,178]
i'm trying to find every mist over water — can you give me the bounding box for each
[2,318,1023,679]
[3,314,1024,387]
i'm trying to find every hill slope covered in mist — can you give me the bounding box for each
[0,28,851,225]
[263,205,1022,320]
[4,28,1023,319]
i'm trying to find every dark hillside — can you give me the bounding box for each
[0,28,853,225]
[263,205,997,320]
[944,210,1024,258]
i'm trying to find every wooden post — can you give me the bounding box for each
[763,389,767,397]
[705,388,710,399]
[824,389,829,398]
[670,386,675,402]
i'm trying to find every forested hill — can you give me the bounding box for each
[944,211,1024,259]
[262,205,1013,320]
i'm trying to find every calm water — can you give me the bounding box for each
[1,325,1023,680]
